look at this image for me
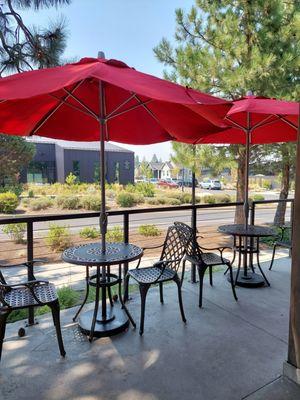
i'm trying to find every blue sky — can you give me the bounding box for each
[21,0,196,161]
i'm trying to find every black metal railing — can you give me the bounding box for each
[0,198,294,325]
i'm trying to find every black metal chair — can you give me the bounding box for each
[0,260,66,361]
[269,225,292,270]
[124,224,192,335]
[174,222,238,308]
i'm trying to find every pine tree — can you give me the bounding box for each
[154,0,299,222]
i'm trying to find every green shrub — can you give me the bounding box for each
[46,224,72,251]
[2,223,26,244]
[57,286,80,308]
[79,226,100,239]
[262,179,272,190]
[65,172,78,185]
[138,224,161,237]
[165,197,181,205]
[146,197,166,205]
[135,182,155,197]
[80,196,102,211]
[0,184,23,197]
[215,194,232,203]
[116,192,136,207]
[28,189,35,198]
[0,192,19,213]
[180,193,201,204]
[106,226,123,242]
[29,197,53,211]
[56,195,81,210]
[253,194,265,202]
[202,195,216,204]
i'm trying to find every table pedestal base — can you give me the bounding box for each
[228,271,266,288]
[79,306,129,338]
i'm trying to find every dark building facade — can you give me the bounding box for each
[21,137,134,185]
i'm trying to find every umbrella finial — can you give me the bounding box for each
[246,90,253,96]
[98,51,105,59]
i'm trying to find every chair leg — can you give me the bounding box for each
[139,284,150,336]
[181,260,186,286]
[124,274,130,304]
[50,301,66,357]
[107,266,114,307]
[174,276,186,323]
[209,266,213,286]
[159,282,164,304]
[235,249,242,285]
[257,251,270,286]
[197,267,206,308]
[269,244,277,271]
[227,263,238,302]
[0,312,9,362]
[118,276,136,328]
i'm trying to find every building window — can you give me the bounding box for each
[114,162,120,183]
[73,160,80,178]
[27,161,55,184]
[94,162,99,182]
[124,160,130,170]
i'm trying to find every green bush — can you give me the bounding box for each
[57,286,80,308]
[79,226,100,239]
[56,195,81,210]
[253,194,265,202]
[116,192,137,207]
[46,224,72,251]
[0,192,19,213]
[146,197,166,205]
[0,184,23,197]
[262,179,272,190]
[28,189,35,198]
[65,172,78,185]
[215,194,232,203]
[29,197,53,211]
[135,182,155,197]
[80,196,102,211]
[202,195,216,204]
[2,223,26,244]
[165,197,181,205]
[138,224,161,237]
[106,226,123,242]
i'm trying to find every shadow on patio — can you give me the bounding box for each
[1,257,300,400]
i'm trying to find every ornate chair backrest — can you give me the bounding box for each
[174,221,203,259]
[159,225,190,273]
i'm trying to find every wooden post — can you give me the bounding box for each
[285,103,300,383]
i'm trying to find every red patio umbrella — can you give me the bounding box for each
[195,95,299,225]
[0,55,231,251]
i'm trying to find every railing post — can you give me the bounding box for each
[123,213,129,301]
[191,205,197,283]
[27,221,35,326]
[250,202,255,225]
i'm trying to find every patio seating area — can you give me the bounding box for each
[1,256,300,400]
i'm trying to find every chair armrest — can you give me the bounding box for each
[199,245,231,263]
[1,280,50,306]
[0,259,45,269]
[142,244,164,251]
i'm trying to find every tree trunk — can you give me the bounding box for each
[235,147,246,224]
[274,150,290,226]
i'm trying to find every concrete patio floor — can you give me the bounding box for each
[1,256,300,400]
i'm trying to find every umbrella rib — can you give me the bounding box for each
[251,115,275,130]
[106,93,136,119]
[132,94,160,123]
[276,115,298,130]
[225,116,246,132]
[49,93,99,120]
[62,88,100,121]
[106,99,153,121]
[28,80,85,136]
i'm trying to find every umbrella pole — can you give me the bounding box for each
[99,79,107,253]
[191,145,197,283]
[244,113,251,228]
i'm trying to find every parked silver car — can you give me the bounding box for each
[200,179,222,190]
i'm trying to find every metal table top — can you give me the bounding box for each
[218,224,276,238]
[62,242,143,266]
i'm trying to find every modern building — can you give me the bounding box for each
[21,137,134,185]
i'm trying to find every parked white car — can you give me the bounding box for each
[200,179,222,190]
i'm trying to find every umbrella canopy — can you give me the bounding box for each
[0,56,231,251]
[197,96,298,145]
[195,95,299,226]
[0,57,230,144]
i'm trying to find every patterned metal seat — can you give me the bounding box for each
[0,261,65,362]
[124,224,192,335]
[174,222,238,308]
[3,282,57,308]
[128,266,175,284]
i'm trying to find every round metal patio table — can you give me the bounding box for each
[62,242,143,340]
[218,224,275,288]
